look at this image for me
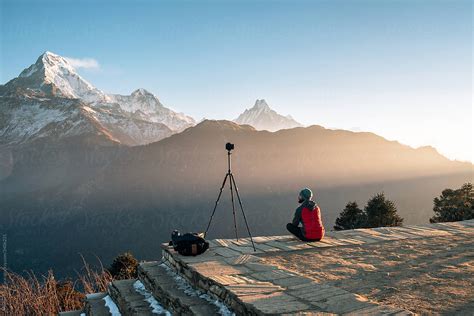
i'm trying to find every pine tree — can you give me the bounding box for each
[334,201,367,230]
[364,193,403,228]
[430,183,473,223]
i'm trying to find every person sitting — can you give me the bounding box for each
[287,188,325,241]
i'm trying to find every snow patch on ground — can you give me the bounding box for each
[133,280,171,315]
[160,263,235,316]
[103,295,121,315]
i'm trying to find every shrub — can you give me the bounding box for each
[108,252,138,280]
[56,280,85,311]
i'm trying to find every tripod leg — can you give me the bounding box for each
[229,172,239,240]
[230,174,256,252]
[204,173,229,237]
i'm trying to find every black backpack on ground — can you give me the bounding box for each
[169,230,209,256]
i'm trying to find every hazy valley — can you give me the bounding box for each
[0,52,472,278]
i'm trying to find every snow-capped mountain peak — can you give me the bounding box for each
[19,51,66,78]
[234,99,302,132]
[13,51,109,103]
[0,51,196,146]
[109,88,195,131]
[131,88,152,97]
[254,99,271,110]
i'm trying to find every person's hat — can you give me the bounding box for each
[299,188,313,201]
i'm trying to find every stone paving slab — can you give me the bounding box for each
[271,276,315,288]
[323,237,366,245]
[213,246,243,258]
[288,284,347,302]
[190,260,251,277]
[250,269,298,281]
[224,282,285,296]
[239,292,312,314]
[210,274,254,286]
[344,305,409,316]
[254,242,284,252]
[225,242,262,254]
[306,241,334,248]
[161,220,473,315]
[223,254,264,265]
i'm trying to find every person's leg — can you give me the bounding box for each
[286,223,305,241]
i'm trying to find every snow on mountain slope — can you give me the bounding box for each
[234,99,302,131]
[4,51,111,104]
[0,95,174,146]
[0,96,111,145]
[80,104,174,145]
[109,89,195,131]
[0,52,195,146]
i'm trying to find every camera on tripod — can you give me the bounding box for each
[204,142,256,251]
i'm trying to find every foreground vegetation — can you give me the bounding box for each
[0,253,138,315]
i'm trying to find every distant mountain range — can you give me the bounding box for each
[0,52,304,147]
[234,99,302,131]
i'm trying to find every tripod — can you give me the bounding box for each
[204,144,256,252]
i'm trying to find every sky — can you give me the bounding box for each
[1,0,472,162]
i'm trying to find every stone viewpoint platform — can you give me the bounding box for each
[73,219,474,315]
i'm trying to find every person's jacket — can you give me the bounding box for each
[292,199,325,240]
